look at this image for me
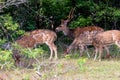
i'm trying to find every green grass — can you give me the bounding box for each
[0,46,120,80]
[0,57,120,80]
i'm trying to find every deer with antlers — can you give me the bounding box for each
[56,8,104,57]
[93,30,120,61]
[56,8,76,39]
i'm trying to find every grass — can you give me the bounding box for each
[0,46,120,80]
[0,56,120,80]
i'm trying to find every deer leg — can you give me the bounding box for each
[65,46,72,54]
[51,43,58,60]
[85,46,90,58]
[79,45,84,57]
[73,46,78,54]
[115,41,120,47]
[47,43,53,60]
[49,47,53,60]
[104,46,111,58]
[94,47,98,61]
[91,49,95,58]
[64,41,77,54]
[98,46,103,61]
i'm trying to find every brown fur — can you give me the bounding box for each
[16,35,36,48]
[16,29,57,60]
[73,26,104,38]
[65,26,104,56]
[56,19,104,57]
[93,30,120,61]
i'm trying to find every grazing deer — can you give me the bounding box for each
[93,30,120,61]
[64,26,104,57]
[16,29,57,60]
[56,8,104,57]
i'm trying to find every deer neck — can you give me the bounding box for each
[63,27,70,36]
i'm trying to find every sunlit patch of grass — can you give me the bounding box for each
[77,57,88,71]
[84,60,120,80]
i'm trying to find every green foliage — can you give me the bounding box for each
[22,74,30,80]
[57,63,64,69]
[38,44,49,52]
[69,16,93,28]
[113,9,120,17]
[3,15,18,31]
[77,57,87,71]
[0,39,6,44]
[1,0,120,31]
[109,45,120,57]
[0,44,47,70]
[0,50,14,70]
[12,43,47,59]
[0,14,25,41]
[41,0,72,28]
[42,0,71,18]
[21,48,46,59]
[64,53,80,59]
[65,54,71,59]
[74,0,120,29]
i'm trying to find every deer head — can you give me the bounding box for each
[56,8,75,36]
[56,19,69,35]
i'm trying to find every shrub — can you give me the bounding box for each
[0,50,15,70]
[0,14,25,41]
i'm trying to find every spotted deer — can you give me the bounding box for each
[93,30,120,61]
[64,26,104,57]
[55,8,104,57]
[16,29,57,60]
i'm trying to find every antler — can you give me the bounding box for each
[66,7,75,22]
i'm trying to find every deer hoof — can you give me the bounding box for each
[99,59,101,62]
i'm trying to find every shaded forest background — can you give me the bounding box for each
[0,0,120,42]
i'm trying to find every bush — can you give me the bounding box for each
[69,16,93,28]
[0,42,47,70]
[0,50,15,70]
[21,48,47,59]
[0,14,25,41]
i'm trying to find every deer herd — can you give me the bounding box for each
[4,8,120,62]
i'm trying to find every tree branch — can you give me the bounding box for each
[0,0,27,12]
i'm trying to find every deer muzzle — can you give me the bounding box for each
[55,28,60,32]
